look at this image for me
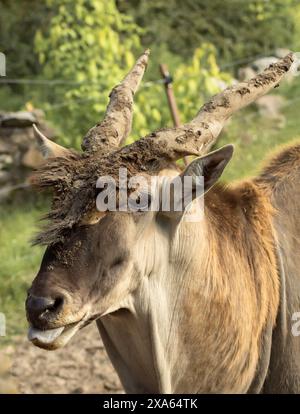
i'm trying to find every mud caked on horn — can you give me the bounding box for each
[109,53,294,170]
[81,49,150,155]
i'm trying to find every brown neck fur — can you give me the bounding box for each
[205,181,279,324]
[176,181,280,392]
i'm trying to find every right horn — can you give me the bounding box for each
[121,53,294,170]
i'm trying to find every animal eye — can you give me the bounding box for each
[111,256,125,268]
[111,257,124,268]
[129,193,152,212]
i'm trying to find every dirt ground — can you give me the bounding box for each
[1,323,123,394]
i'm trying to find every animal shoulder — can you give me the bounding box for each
[257,141,300,188]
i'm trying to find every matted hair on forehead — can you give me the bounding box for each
[30,152,97,246]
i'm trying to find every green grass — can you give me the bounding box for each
[0,196,47,345]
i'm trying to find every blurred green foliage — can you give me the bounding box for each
[117,0,300,63]
[1,0,299,149]
[32,0,232,147]
[0,0,49,110]
[33,0,143,147]
[0,0,47,78]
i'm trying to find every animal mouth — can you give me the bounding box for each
[27,313,101,350]
[28,325,66,343]
[28,319,85,350]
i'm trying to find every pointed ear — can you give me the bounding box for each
[33,124,70,159]
[159,145,234,220]
[181,144,234,193]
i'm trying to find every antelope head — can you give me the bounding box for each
[26,50,293,350]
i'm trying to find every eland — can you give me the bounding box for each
[26,51,300,393]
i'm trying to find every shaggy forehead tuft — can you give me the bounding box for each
[30,150,150,245]
[31,152,98,245]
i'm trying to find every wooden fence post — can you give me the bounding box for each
[159,63,188,166]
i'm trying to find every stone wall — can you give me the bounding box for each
[0,110,56,201]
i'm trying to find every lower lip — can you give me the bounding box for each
[28,326,65,344]
[27,318,87,349]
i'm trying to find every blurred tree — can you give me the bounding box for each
[117,0,299,64]
[0,0,49,109]
[0,1,48,81]
[34,0,231,148]
[34,0,142,148]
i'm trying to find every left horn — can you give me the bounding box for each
[82,49,150,154]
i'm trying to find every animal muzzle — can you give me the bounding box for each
[26,291,90,350]
[26,293,65,329]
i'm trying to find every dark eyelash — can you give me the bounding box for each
[111,257,124,268]
[135,193,152,212]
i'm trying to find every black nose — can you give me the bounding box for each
[26,294,64,324]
